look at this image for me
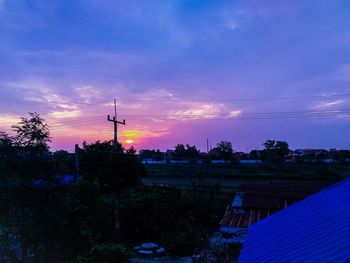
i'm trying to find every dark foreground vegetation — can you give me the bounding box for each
[0,113,230,262]
[0,181,228,262]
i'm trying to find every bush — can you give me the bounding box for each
[74,243,130,263]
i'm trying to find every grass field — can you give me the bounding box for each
[142,163,350,193]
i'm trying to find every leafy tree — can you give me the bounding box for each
[80,140,144,192]
[12,112,51,152]
[52,150,75,175]
[0,132,15,175]
[173,144,186,158]
[211,141,233,161]
[173,144,200,160]
[262,140,290,162]
[185,144,201,159]
[125,146,136,155]
[1,113,54,180]
[0,132,13,153]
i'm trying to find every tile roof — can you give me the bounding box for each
[238,178,350,263]
[220,206,275,228]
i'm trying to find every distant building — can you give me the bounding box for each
[239,160,262,164]
[141,159,165,164]
[293,148,327,156]
[170,159,190,164]
[211,159,228,164]
[139,149,165,164]
[238,178,350,263]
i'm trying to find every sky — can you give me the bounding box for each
[0,0,350,152]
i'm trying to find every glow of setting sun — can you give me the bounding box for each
[125,139,134,144]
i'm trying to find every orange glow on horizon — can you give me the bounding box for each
[125,139,134,144]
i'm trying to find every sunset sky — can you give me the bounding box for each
[1,0,350,152]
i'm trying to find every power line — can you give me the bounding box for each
[113,92,350,103]
[47,109,350,130]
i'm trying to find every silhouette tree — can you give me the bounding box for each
[80,140,144,192]
[214,141,233,161]
[12,112,51,152]
[0,132,13,154]
[262,140,290,162]
[173,144,200,160]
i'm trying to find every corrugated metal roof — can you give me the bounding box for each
[238,178,350,263]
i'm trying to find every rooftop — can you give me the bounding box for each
[238,178,350,263]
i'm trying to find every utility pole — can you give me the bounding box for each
[207,139,209,153]
[107,99,125,148]
[75,144,80,183]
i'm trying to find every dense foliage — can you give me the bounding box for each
[80,140,146,192]
[119,187,215,256]
[0,182,129,263]
[173,144,201,160]
[261,140,290,163]
[210,141,234,161]
[11,112,51,153]
[0,113,53,180]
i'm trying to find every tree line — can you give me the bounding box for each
[140,139,291,163]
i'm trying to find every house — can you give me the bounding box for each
[239,159,262,164]
[219,182,332,244]
[141,158,165,164]
[238,179,350,263]
[211,159,228,164]
[139,149,165,164]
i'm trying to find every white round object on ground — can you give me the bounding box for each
[141,243,159,249]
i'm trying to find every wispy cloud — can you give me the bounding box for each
[170,103,242,120]
[0,114,18,127]
[75,86,102,104]
[312,99,346,109]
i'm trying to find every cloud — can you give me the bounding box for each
[0,114,18,128]
[49,110,81,119]
[229,110,242,117]
[75,86,102,104]
[170,103,242,120]
[1,0,350,151]
[312,99,346,109]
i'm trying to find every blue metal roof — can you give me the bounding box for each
[238,178,350,263]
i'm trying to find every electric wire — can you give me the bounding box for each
[48,109,350,131]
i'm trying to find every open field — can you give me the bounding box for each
[142,163,350,193]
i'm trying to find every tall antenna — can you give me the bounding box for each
[107,99,126,148]
[114,99,117,119]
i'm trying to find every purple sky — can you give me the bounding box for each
[0,0,350,152]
